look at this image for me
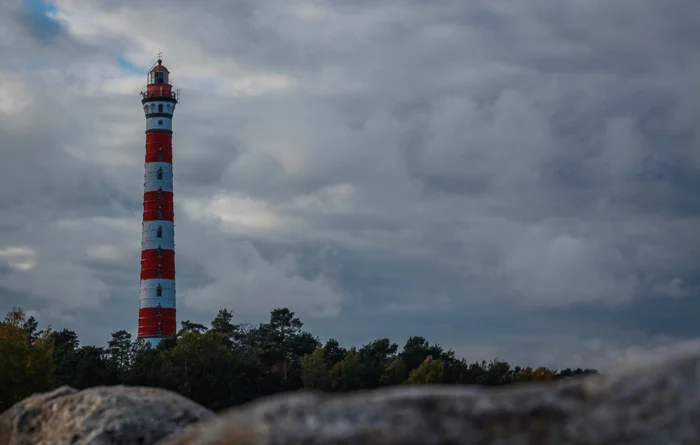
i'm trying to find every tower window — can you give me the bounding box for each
[156,284,162,297]
[158,104,163,112]
[157,147,163,161]
[156,264,162,277]
[157,205,163,219]
[157,246,162,257]
[156,226,163,238]
[156,303,162,315]
[157,187,163,199]
[156,167,163,180]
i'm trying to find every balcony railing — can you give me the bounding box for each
[141,89,180,101]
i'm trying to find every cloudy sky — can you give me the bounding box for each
[1,0,699,369]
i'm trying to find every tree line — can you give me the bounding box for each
[0,307,598,413]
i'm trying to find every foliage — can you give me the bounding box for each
[0,306,599,414]
[300,347,332,390]
[0,308,56,411]
[407,357,445,384]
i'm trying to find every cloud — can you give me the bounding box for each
[652,278,693,300]
[0,0,699,367]
[180,240,343,318]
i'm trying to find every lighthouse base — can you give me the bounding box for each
[140,337,162,348]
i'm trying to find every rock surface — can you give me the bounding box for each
[0,385,213,445]
[158,340,700,445]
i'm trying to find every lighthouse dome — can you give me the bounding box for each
[150,59,170,73]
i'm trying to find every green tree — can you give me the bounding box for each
[532,366,553,382]
[407,357,445,384]
[106,330,133,382]
[477,359,512,386]
[0,308,55,411]
[359,338,398,388]
[211,309,239,349]
[301,347,332,390]
[71,346,111,389]
[179,320,208,335]
[380,356,407,386]
[255,308,306,391]
[125,338,160,387]
[51,329,80,386]
[330,348,365,391]
[400,336,445,372]
[162,330,255,409]
[22,315,43,343]
[322,339,346,369]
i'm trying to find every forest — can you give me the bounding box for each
[0,306,598,413]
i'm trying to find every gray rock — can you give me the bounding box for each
[158,340,700,445]
[0,385,213,445]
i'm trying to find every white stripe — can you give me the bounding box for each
[141,221,174,250]
[144,101,176,116]
[139,279,176,298]
[144,162,173,193]
[140,278,175,291]
[139,281,175,301]
[139,277,176,309]
[146,116,172,131]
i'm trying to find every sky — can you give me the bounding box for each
[1,0,699,370]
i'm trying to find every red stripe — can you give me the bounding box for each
[144,190,173,201]
[143,193,173,221]
[141,256,174,271]
[139,307,176,318]
[138,308,177,337]
[142,210,174,222]
[146,131,171,146]
[142,196,174,221]
[141,249,175,261]
[145,133,173,163]
[138,320,177,330]
[145,148,172,163]
[143,199,173,212]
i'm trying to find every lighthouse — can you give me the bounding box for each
[138,57,179,347]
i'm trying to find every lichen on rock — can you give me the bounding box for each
[0,385,213,445]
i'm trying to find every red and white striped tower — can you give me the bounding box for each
[138,57,179,346]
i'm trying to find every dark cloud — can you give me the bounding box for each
[0,0,699,368]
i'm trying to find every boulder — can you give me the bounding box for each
[159,340,700,445]
[0,385,213,445]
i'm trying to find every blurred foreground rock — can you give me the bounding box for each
[4,340,700,445]
[0,385,213,445]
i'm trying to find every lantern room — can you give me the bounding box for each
[149,60,170,85]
